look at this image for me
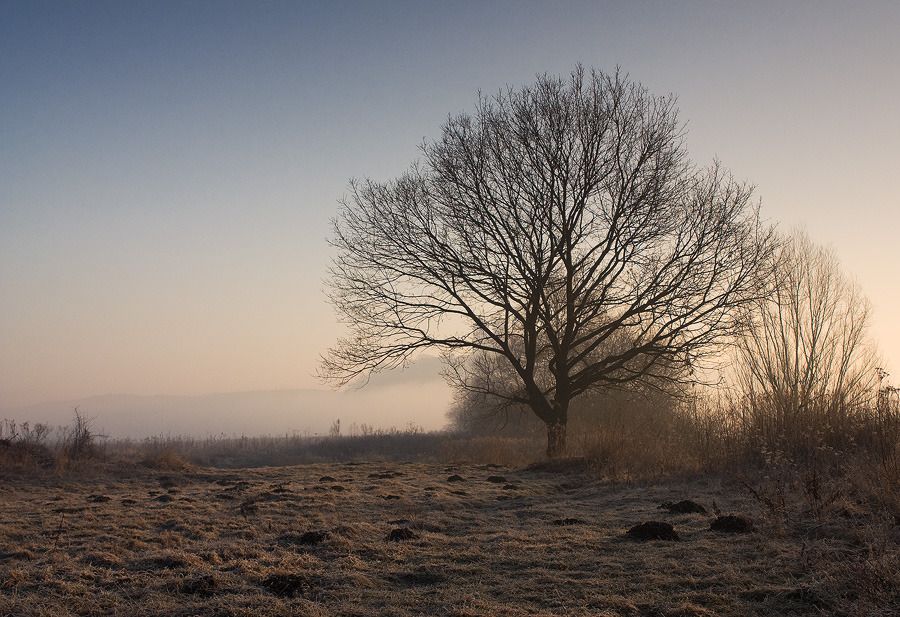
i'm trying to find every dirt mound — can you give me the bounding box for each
[135,551,200,571]
[279,530,329,546]
[299,530,329,545]
[486,475,507,483]
[659,500,707,514]
[180,574,218,597]
[319,475,336,482]
[710,515,754,533]
[386,528,418,541]
[260,572,314,598]
[447,474,464,482]
[87,494,111,503]
[626,521,680,541]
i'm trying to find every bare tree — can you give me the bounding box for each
[322,67,774,457]
[735,231,878,449]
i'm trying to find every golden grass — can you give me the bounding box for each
[1,461,896,616]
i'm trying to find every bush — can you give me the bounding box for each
[0,420,54,471]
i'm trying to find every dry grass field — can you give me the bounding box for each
[2,460,897,617]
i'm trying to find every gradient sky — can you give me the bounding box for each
[2,1,899,410]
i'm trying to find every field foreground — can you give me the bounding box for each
[1,462,896,616]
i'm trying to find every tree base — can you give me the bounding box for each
[546,422,567,458]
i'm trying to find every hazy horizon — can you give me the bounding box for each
[2,2,899,429]
[0,356,452,438]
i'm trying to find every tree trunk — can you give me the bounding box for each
[546,421,567,458]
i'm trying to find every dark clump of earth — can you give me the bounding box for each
[386,528,418,542]
[87,494,111,503]
[659,500,707,514]
[180,575,217,597]
[143,554,192,570]
[260,573,313,598]
[447,474,464,482]
[486,475,507,483]
[319,475,336,482]
[278,530,329,546]
[710,514,754,533]
[626,521,680,541]
[298,530,329,545]
[381,494,401,500]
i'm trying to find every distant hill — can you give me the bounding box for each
[0,358,451,438]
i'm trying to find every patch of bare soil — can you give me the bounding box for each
[0,463,896,616]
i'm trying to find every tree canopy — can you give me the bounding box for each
[322,67,775,456]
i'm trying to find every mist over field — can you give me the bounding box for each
[0,358,450,438]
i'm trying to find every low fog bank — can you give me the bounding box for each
[0,359,452,439]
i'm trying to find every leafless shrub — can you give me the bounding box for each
[56,409,104,470]
[0,419,54,471]
[733,231,880,460]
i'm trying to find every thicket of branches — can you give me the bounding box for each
[323,66,774,457]
[733,232,881,454]
[0,410,103,473]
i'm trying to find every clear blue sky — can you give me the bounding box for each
[2,1,899,408]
